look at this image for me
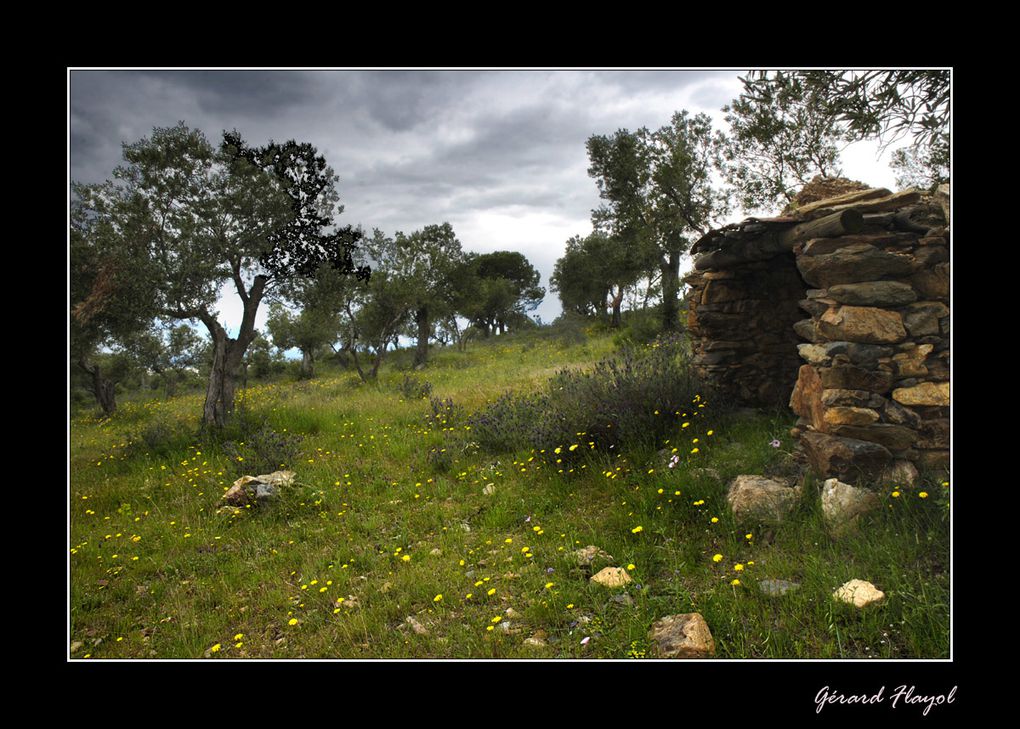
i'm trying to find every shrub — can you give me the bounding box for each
[466,334,707,454]
[397,374,433,400]
[221,424,304,476]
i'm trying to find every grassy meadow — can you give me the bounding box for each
[68,328,950,659]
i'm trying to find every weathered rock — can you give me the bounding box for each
[482,483,496,496]
[71,640,84,654]
[913,244,948,268]
[220,480,254,507]
[916,419,950,449]
[794,319,822,342]
[827,281,917,307]
[790,364,824,428]
[648,613,716,658]
[591,567,633,588]
[800,431,892,479]
[800,232,917,256]
[833,579,886,608]
[892,382,950,407]
[523,634,548,649]
[829,423,917,452]
[819,306,907,344]
[821,389,886,409]
[726,475,801,524]
[610,593,635,607]
[821,478,881,533]
[573,545,614,567]
[902,302,950,337]
[823,406,880,427]
[799,298,831,318]
[797,244,916,289]
[798,342,847,365]
[804,190,921,219]
[759,579,801,597]
[935,183,950,225]
[256,471,295,488]
[400,616,429,635]
[819,364,894,394]
[909,263,949,301]
[795,187,891,216]
[913,450,950,471]
[892,344,934,378]
[880,460,920,487]
[843,343,896,368]
[219,472,292,507]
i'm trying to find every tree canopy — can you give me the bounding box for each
[72,122,368,427]
[587,111,727,330]
[740,70,950,191]
[460,251,544,336]
[720,74,848,212]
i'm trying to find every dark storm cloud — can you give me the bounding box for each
[69,69,744,323]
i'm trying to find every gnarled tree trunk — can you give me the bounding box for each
[300,349,314,379]
[78,357,116,416]
[660,248,681,332]
[413,306,430,367]
[199,275,265,429]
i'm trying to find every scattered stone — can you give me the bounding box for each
[833,579,886,608]
[573,545,614,567]
[505,607,520,619]
[881,460,920,487]
[218,471,295,507]
[460,522,471,532]
[821,478,881,534]
[70,641,84,654]
[892,382,950,407]
[648,613,716,658]
[610,593,635,607]
[758,579,801,597]
[379,582,392,594]
[524,630,548,648]
[343,595,360,610]
[429,548,442,556]
[726,475,801,524]
[482,483,496,496]
[590,567,633,588]
[400,616,428,636]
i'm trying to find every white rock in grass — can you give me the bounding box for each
[821,478,880,534]
[726,475,801,524]
[649,613,716,658]
[482,483,496,496]
[591,567,632,588]
[833,579,885,608]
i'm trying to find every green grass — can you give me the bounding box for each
[69,329,950,659]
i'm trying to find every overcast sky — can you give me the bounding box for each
[69,69,906,334]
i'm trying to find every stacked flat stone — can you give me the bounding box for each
[686,184,950,481]
[685,220,807,408]
[790,217,949,480]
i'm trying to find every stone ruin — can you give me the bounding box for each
[684,182,950,483]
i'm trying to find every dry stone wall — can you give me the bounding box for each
[686,184,950,482]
